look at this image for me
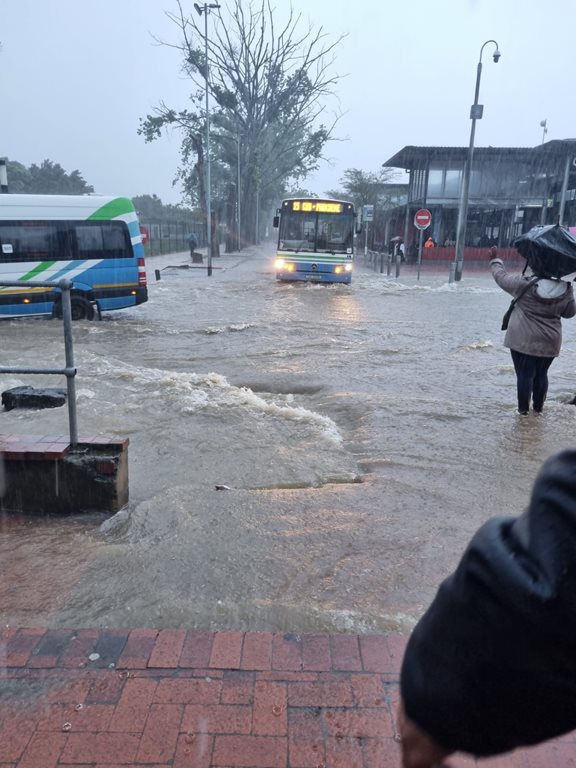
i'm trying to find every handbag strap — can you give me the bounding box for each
[510,277,539,308]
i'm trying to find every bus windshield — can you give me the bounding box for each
[278,211,354,253]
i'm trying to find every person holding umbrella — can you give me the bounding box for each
[489,231,576,415]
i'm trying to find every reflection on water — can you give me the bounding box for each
[1,249,576,631]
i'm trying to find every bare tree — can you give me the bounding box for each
[139,0,344,248]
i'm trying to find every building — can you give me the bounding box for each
[382,140,576,262]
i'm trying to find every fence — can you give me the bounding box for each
[0,279,78,446]
[364,246,525,275]
[140,219,205,258]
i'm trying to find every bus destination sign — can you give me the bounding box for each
[290,201,343,214]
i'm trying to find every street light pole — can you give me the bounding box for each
[237,129,241,251]
[452,39,500,283]
[194,2,220,277]
[540,119,548,225]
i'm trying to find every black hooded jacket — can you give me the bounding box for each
[401,450,576,756]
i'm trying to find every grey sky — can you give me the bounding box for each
[1,0,573,204]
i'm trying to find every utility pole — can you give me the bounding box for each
[194,3,221,276]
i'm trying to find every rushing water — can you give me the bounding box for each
[2,246,576,632]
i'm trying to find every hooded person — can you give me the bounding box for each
[399,449,576,765]
[489,245,575,415]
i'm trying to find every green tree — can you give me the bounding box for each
[139,0,344,251]
[26,160,94,194]
[326,168,408,249]
[132,193,195,221]
[4,159,94,195]
[5,161,31,193]
[326,168,404,209]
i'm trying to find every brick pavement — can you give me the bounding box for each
[1,628,575,767]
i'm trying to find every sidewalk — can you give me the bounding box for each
[1,628,574,767]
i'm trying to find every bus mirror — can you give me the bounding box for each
[273,215,279,229]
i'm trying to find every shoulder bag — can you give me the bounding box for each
[501,277,539,331]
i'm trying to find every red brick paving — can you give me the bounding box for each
[0,629,574,767]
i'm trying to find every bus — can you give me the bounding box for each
[0,194,148,320]
[273,198,358,284]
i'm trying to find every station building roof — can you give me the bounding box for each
[383,140,576,170]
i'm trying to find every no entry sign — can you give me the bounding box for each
[414,209,432,230]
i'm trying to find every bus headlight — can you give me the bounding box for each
[344,264,353,272]
[275,258,285,269]
[334,266,343,274]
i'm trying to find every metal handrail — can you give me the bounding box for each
[0,279,78,447]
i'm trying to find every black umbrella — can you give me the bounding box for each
[513,224,576,279]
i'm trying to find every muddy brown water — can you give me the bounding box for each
[2,247,576,632]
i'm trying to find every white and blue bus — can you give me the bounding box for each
[0,194,148,320]
[273,198,357,284]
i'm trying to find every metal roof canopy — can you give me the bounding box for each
[383,140,576,170]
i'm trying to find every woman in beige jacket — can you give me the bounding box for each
[490,246,576,414]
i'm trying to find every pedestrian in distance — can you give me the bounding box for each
[423,236,435,248]
[188,232,198,259]
[398,448,576,766]
[489,245,575,415]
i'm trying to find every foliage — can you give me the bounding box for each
[326,168,406,210]
[326,167,409,249]
[283,185,319,200]
[139,0,344,245]
[132,193,195,221]
[6,159,94,195]
[5,161,31,193]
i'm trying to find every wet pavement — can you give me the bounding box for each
[3,248,576,765]
[1,627,575,767]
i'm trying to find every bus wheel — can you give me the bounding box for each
[70,297,95,321]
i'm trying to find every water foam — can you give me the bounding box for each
[82,356,343,444]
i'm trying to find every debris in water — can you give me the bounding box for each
[215,484,232,490]
[88,653,100,662]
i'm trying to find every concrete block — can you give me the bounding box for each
[0,439,129,515]
[2,386,67,411]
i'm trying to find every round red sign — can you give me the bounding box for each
[414,209,432,230]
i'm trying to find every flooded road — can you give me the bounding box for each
[2,246,576,632]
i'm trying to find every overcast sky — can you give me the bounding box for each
[1,0,573,204]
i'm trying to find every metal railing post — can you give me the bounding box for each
[59,279,78,448]
[0,278,78,449]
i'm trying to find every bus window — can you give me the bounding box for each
[75,222,130,259]
[0,221,59,261]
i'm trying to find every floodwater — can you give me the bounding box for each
[2,246,576,633]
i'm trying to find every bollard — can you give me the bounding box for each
[380,252,385,273]
[155,269,161,281]
[449,262,456,284]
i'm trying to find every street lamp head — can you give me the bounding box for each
[492,48,501,63]
[194,3,203,15]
